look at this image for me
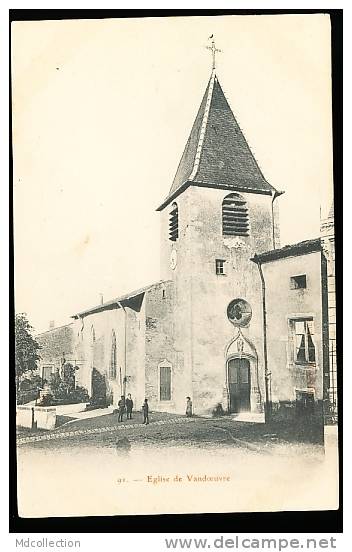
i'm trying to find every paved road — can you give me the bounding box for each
[17,415,199,445]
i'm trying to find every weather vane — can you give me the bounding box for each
[206,34,222,71]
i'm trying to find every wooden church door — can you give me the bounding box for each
[228,358,251,413]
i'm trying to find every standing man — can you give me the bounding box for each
[118,395,125,423]
[126,393,134,420]
[186,396,193,417]
[142,398,149,425]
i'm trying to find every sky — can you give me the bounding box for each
[12,14,333,334]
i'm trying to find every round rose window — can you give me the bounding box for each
[227,298,252,327]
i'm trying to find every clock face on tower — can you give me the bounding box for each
[170,249,177,270]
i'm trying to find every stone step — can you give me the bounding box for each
[230,412,265,424]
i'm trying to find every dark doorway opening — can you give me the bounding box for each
[295,390,315,416]
[91,368,107,407]
[228,358,251,413]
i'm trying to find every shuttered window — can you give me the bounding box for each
[290,319,316,364]
[160,366,172,401]
[222,193,249,237]
[169,202,179,242]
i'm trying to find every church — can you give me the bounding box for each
[37,43,334,422]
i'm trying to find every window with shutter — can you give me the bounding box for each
[222,193,249,237]
[290,318,316,365]
[160,366,172,401]
[169,202,179,242]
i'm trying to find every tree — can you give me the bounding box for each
[15,313,41,391]
[62,362,76,392]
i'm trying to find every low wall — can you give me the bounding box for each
[55,402,87,415]
[16,405,56,430]
[16,406,34,429]
[35,407,56,430]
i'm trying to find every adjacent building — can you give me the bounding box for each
[321,202,337,420]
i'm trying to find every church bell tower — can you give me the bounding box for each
[157,40,283,415]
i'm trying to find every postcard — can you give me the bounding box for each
[12,13,338,518]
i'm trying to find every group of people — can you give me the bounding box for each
[116,395,193,424]
[117,394,150,424]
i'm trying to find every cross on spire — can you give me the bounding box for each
[206,36,221,71]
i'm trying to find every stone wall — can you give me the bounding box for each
[144,281,181,412]
[36,324,75,377]
[17,405,56,430]
[159,188,194,413]
[73,299,146,407]
[126,301,146,410]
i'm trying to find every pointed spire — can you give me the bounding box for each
[157,53,280,212]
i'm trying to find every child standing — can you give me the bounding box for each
[142,398,149,425]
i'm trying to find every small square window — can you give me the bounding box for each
[290,275,307,289]
[216,259,226,275]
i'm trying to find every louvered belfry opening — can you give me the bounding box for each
[169,202,179,241]
[222,193,249,237]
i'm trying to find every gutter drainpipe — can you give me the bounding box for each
[252,255,272,423]
[117,301,127,398]
[271,191,280,250]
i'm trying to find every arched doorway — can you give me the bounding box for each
[91,368,107,405]
[90,325,107,406]
[228,357,251,413]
